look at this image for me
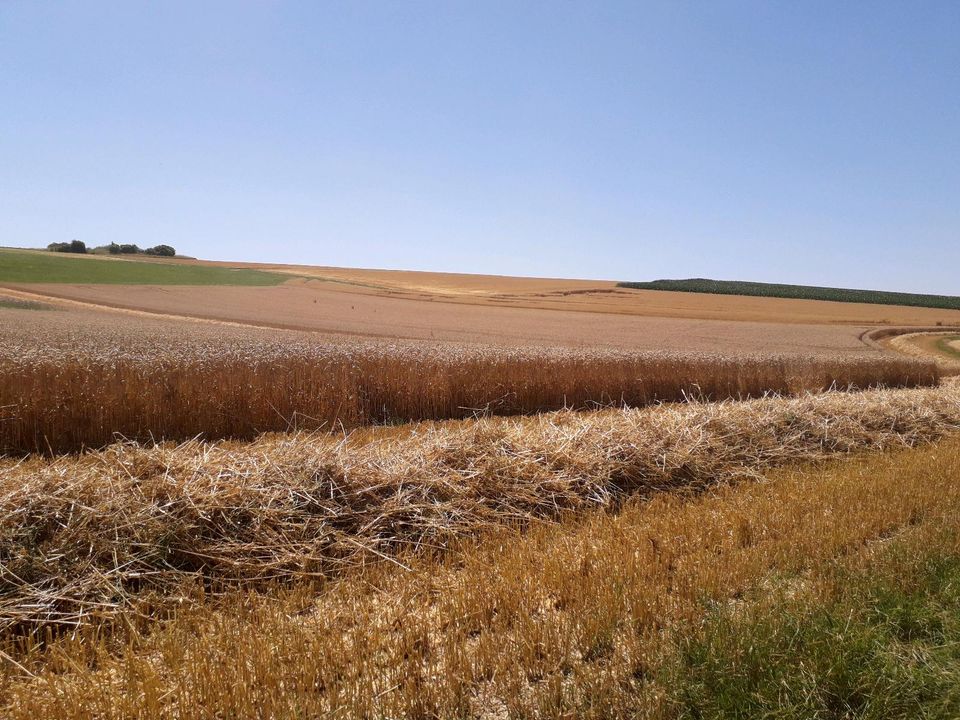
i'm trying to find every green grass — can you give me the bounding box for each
[0,297,52,310]
[664,540,960,719]
[0,248,289,286]
[936,336,960,361]
[619,278,960,311]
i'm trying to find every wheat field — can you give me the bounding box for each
[2,302,959,718]
[0,307,939,454]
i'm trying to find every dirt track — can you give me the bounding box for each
[5,281,885,356]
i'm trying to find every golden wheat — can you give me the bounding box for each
[0,309,939,454]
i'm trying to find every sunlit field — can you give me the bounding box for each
[0,304,938,454]
[1,281,958,718]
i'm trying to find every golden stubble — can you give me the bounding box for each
[4,434,960,719]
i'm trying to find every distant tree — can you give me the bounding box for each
[145,244,176,257]
[48,240,87,253]
[108,242,121,255]
[118,244,141,254]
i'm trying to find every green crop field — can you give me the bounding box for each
[618,278,960,311]
[0,248,289,286]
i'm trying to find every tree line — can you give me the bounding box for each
[47,240,177,257]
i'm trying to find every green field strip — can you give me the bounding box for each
[0,248,289,286]
[618,278,960,311]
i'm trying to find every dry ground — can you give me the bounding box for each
[7,252,960,356]
[176,257,960,326]
[0,282,909,354]
[5,255,960,341]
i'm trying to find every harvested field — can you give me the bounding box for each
[11,279,960,337]
[2,382,958,636]
[0,281,941,361]
[122,256,960,326]
[6,248,960,330]
[0,305,938,454]
[4,425,960,718]
[3,257,957,716]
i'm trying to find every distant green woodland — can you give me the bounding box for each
[619,278,960,311]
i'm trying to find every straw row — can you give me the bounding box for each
[2,382,959,634]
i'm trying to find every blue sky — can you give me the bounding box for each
[1,2,957,293]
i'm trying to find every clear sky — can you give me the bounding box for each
[1,2,957,293]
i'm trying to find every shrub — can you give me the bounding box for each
[145,244,176,257]
[47,240,87,254]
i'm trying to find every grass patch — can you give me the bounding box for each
[619,278,960,311]
[666,544,960,719]
[0,248,288,285]
[936,336,960,361]
[0,298,52,310]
